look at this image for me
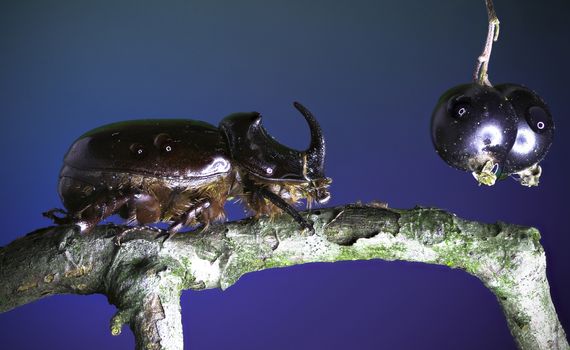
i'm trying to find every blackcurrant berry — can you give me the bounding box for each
[495,84,554,174]
[431,83,518,174]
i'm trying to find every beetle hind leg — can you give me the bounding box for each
[67,190,132,234]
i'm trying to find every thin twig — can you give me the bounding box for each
[473,0,500,86]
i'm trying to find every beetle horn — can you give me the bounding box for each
[293,102,325,176]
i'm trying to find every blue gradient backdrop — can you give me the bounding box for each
[0,0,568,349]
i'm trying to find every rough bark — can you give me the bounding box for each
[0,204,567,350]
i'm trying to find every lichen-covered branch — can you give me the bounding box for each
[0,205,567,350]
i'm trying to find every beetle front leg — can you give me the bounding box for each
[253,186,314,233]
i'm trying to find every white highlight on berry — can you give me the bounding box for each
[476,124,503,148]
[512,128,537,155]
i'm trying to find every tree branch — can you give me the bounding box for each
[0,204,567,350]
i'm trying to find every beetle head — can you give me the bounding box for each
[220,102,330,204]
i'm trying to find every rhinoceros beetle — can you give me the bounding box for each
[44,102,331,237]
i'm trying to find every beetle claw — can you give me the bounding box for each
[302,220,315,235]
[43,208,72,225]
[156,228,180,243]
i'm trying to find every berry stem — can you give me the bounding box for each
[473,0,500,87]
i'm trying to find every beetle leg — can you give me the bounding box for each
[43,208,73,225]
[113,225,163,246]
[114,193,163,245]
[254,186,314,233]
[125,193,162,225]
[161,198,211,240]
[73,191,132,234]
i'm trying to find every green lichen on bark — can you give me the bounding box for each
[0,205,567,350]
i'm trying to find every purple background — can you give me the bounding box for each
[0,0,568,349]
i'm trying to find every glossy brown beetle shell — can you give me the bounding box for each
[64,119,230,179]
[56,119,236,234]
